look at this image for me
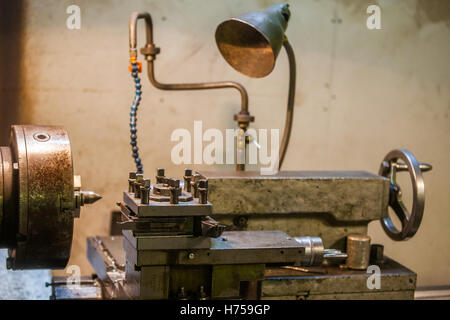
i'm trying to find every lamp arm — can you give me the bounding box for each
[278,39,296,169]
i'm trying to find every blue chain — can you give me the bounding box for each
[130,63,143,174]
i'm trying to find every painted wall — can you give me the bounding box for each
[1,0,449,286]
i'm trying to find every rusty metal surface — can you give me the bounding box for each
[262,257,416,300]
[201,170,389,221]
[199,170,389,250]
[84,236,417,300]
[2,126,75,269]
[122,231,306,267]
[123,191,212,217]
[0,125,101,269]
[215,4,290,78]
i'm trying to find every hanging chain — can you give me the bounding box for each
[129,61,143,174]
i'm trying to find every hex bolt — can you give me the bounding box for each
[6,257,13,270]
[134,174,144,199]
[192,174,201,198]
[184,168,193,192]
[169,178,180,204]
[156,168,165,184]
[143,178,151,188]
[198,286,207,300]
[370,244,384,265]
[128,171,137,193]
[134,181,141,199]
[198,179,208,204]
[140,179,151,205]
[140,186,149,204]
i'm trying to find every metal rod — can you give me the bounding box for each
[278,39,296,170]
[129,12,153,57]
[146,63,249,114]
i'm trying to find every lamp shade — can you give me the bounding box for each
[215,3,291,78]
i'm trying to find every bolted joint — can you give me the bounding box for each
[184,168,193,192]
[169,178,181,204]
[128,171,137,193]
[141,44,161,61]
[191,174,201,198]
[156,168,165,184]
[129,48,138,61]
[134,174,144,199]
[234,112,255,125]
[140,178,151,205]
[198,179,208,204]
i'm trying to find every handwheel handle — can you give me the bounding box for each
[379,149,432,241]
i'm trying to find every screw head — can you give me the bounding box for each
[169,178,180,188]
[198,179,208,188]
[129,171,137,179]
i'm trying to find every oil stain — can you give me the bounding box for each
[415,0,450,28]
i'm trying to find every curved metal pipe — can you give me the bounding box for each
[129,12,153,57]
[278,39,296,169]
[129,11,252,171]
[129,11,250,117]
[146,63,249,114]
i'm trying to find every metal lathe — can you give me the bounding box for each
[0,4,432,300]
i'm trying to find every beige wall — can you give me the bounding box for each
[4,0,449,286]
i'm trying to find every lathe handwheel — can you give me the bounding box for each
[379,149,431,241]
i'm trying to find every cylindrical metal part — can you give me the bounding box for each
[0,126,76,269]
[134,181,141,199]
[184,168,193,192]
[141,186,149,204]
[134,174,144,199]
[169,179,180,204]
[346,234,371,270]
[323,249,348,262]
[192,174,200,198]
[156,168,165,184]
[128,178,136,193]
[198,179,208,204]
[128,171,137,193]
[295,236,324,267]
